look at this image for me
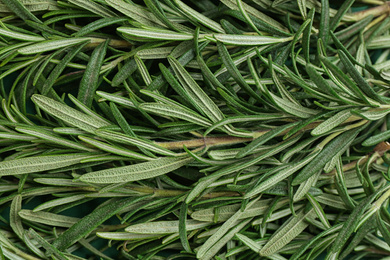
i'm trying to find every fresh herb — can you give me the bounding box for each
[0,0,390,259]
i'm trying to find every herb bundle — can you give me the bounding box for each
[1,0,390,259]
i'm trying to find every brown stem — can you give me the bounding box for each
[129,185,240,198]
[325,141,390,175]
[155,115,364,150]
[157,135,252,150]
[349,1,390,21]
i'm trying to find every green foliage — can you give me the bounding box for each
[0,0,390,259]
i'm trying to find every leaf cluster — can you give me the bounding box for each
[0,0,390,259]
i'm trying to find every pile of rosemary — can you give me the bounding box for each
[1,0,390,259]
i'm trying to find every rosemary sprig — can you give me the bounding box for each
[1,0,390,259]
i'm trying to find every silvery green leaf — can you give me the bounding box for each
[311,109,351,136]
[137,46,174,59]
[200,218,252,260]
[168,56,225,123]
[77,40,108,108]
[19,210,79,227]
[173,0,224,33]
[235,233,261,253]
[10,195,23,240]
[245,150,320,199]
[32,94,110,133]
[352,108,390,121]
[293,128,361,185]
[125,220,210,234]
[260,208,316,256]
[191,198,278,222]
[79,156,192,184]
[140,102,212,127]
[197,199,259,258]
[0,153,97,176]
[0,28,44,41]
[95,129,178,157]
[69,0,116,17]
[118,27,193,40]
[297,0,307,19]
[17,38,90,55]
[52,196,148,251]
[78,135,153,160]
[97,232,160,240]
[221,0,287,31]
[210,34,292,46]
[105,0,163,26]
[15,126,94,152]
[33,194,86,212]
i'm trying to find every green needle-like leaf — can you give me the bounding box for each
[52,196,149,251]
[79,156,192,183]
[77,40,108,107]
[0,153,97,176]
[293,128,361,185]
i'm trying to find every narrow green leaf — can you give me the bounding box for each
[201,218,251,260]
[235,233,261,253]
[303,8,315,62]
[197,199,259,258]
[319,0,329,49]
[328,185,390,255]
[79,156,192,184]
[174,0,224,33]
[118,27,193,40]
[269,91,318,118]
[376,212,390,247]
[97,232,160,240]
[168,56,225,123]
[293,128,361,185]
[10,195,23,240]
[297,0,307,19]
[211,34,292,46]
[73,17,128,37]
[311,109,351,136]
[338,49,383,103]
[42,42,89,95]
[260,208,316,256]
[319,55,370,104]
[19,210,79,228]
[352,107,390,120]
[218,43,262,101]
[95,129,178,157]
[0,28,44,42]
[306,193,331,229]
[179,202,192,252]
[18,38,90,55]
[52,196,148,250]
[0,153,97,176]
[29,228,67,260]
[125,219,210,234]
[78,135,153,160]
[105,0,163,26]
[140,102,212,127]
[204,115,283,137]
[112,58,137,87]
[236,123,296,159]
[245,150,319,199]
[33,194,86,212]
[77,40,108,107]
[330,0,355,31]
[69,0,116,17]
[1,0,41,23]
[16,126,94,152]
[362,129,390,147]
[32,94,110,133]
